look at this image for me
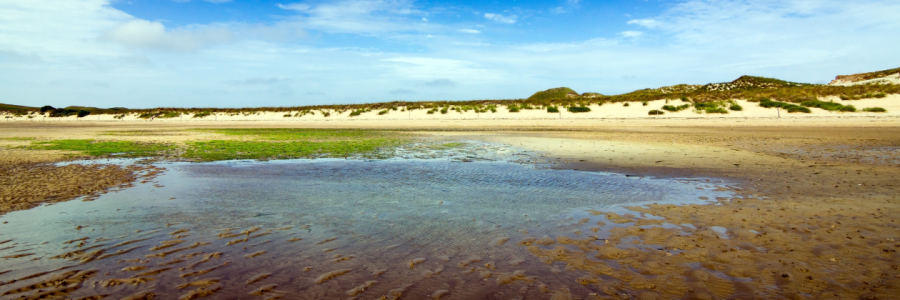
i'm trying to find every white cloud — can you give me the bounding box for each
[382,57,501,82]
[627,19,659,29]
[618,31,643,38]
[277,0,431,35]
[276,3,311,11]
[420,78,456,87]
[101,20,233,52]
[484,13,517,24]
[552,0,580,14]
[2,0,900,108]
[459,29,480,34]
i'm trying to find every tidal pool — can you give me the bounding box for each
[0,148,735,299]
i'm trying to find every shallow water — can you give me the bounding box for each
[0,151,735,299]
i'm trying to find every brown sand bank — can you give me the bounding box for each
[427,127,900,299]
[1,121,899,299]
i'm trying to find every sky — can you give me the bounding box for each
[1,0,898,109]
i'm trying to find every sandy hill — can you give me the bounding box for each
[527,87,580,101]
[651,76,809,94]
[830,67,900,86]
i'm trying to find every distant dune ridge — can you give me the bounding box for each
[1,67,899,121]
[829,67,900,86]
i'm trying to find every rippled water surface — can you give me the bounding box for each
[0,152,735,299]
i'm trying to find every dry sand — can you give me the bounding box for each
[1,117,899,299]
[3,95,900,124]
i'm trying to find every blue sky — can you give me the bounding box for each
[1,0,898,108]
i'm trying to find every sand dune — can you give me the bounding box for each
[3,95,898,124]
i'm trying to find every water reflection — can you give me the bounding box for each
[0,158,733,299]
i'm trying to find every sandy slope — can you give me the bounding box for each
[3,95,899,124]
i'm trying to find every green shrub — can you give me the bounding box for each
[705,107,728,114]
[623,102,630,107]
[758,99,811,113]
[729,104,743,111]
[49,108,79,117]
[800,100,856,112]
[567,106,591,113]
[440,108,449,114]
[862,107,887,113]
[648,110,664,115]
[662,104,691,112]
[378,109,389,115]
[642,101,648,106]
[508,105,520,113]
[193,111,212,118]
[547,106,559,113]
[77,110,90,118]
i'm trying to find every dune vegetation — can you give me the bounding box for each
[3,73,899,119]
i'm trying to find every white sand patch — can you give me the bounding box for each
[829,74,900,86]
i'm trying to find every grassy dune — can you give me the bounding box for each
[3,73,898,119]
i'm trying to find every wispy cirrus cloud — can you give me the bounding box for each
[552,0,580,14]
[277,0,432,35]
[420,78,456,87]
[101,20,233,52]
[627,19,659,29]
[618,30,643,38]
[483,13,516,24]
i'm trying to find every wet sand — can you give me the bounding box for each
[2,121,899,299]
[432,128,900,299]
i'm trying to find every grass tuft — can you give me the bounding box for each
[662,104,691,112]
[861,107,887,113]
[758,98,811,113]
[183,129,407,161]
[800,100,856,112]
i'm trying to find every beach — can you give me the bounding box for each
[1,116,898,299]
